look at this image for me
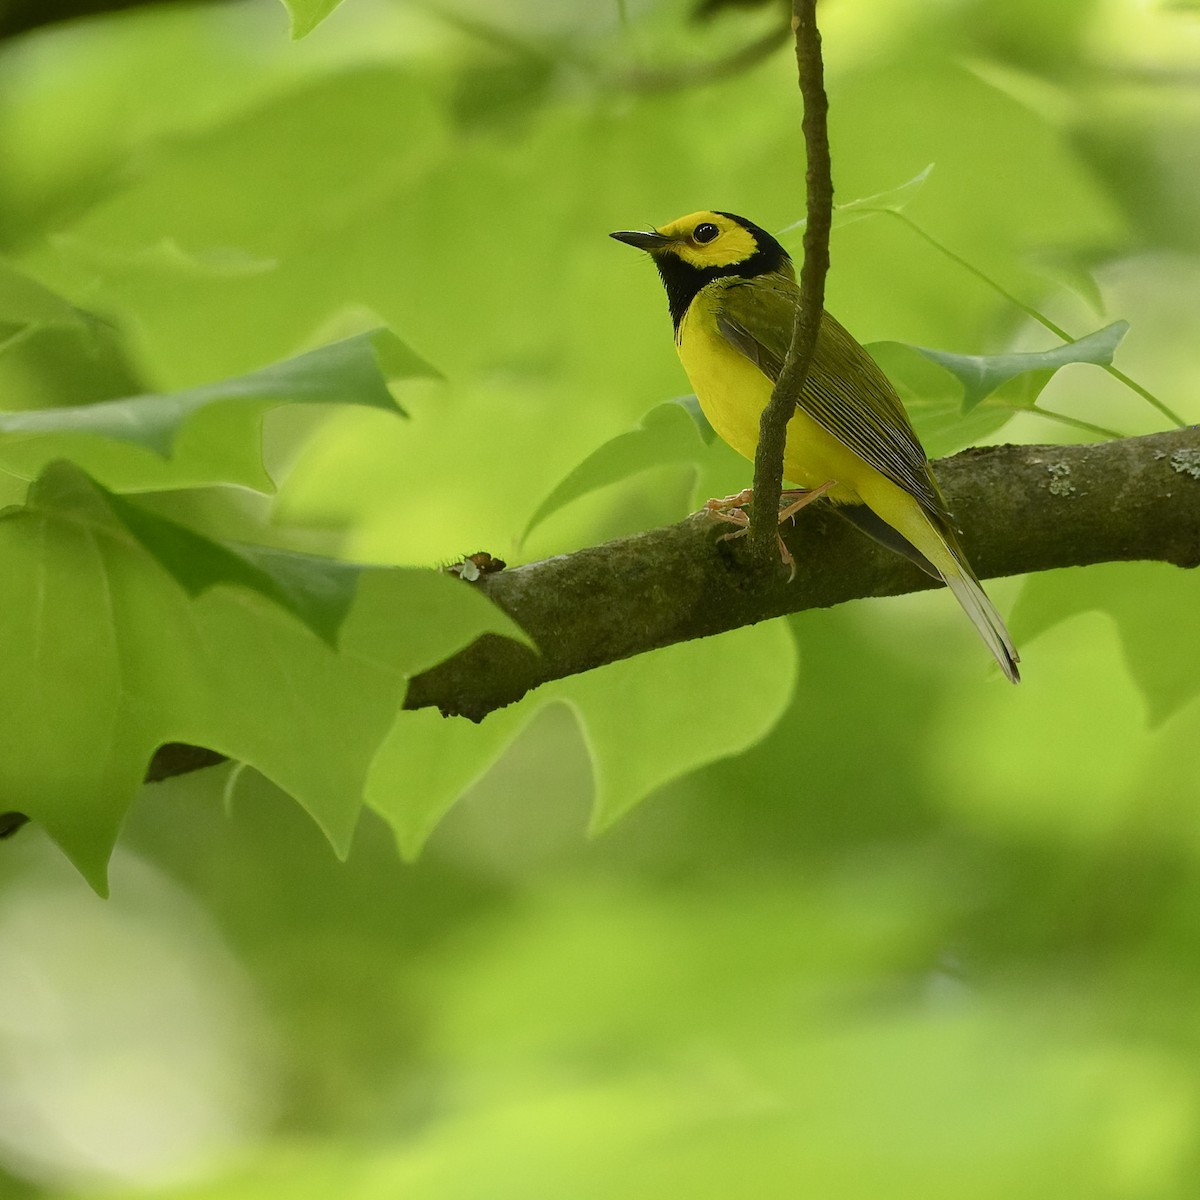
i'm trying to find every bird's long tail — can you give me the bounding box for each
[843,486,1021,682]
[940,560,1020,684]
[890,502,1021,684]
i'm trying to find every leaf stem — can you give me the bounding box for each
[1020,405,1124,440]
[1105,365,1184,427]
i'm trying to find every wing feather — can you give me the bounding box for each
[714,275,948,521]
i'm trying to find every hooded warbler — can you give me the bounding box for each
[611,209,1019,683]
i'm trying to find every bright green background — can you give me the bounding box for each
[2,0,1200,1195]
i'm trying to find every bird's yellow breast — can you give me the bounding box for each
[677,287,866,505]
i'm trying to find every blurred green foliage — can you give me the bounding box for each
[1,0,1199,1195]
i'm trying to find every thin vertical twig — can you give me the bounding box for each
[749,0,833,559]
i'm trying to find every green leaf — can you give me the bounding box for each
[279,0,345,38]
[367,704,533,860]
[104,491,363,646]
[837,163,936,219]
[672,394,717,443]
[1026,248,1107,316]
[0,321,146,413]
[781,164,936,238]
[0,328,415,456]
[866,341,1015,458]
[0,262,146,411]
[38,69,447,385]
[911,321,1129,412]
[1012,562,1200,726]
[0,261,86,335]
[521,400,709,544]
[0,329,431,497]
[0,461,527,891]
[558,620,798,832]
[367,620,796,858]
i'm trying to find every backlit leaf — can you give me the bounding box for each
[278,0,345,39]
[0,461,527,889]
[559,620,799,832]
[0,261,85,334]
[521,400,710,544]
[781,164,936,238]
[0,329,430,497]
[866,341,1015,458]
[105,490,364,646]
[911,321,1129,412]
[367,620,797,858]
[1012,561,1200,726]
[367,704,533,860]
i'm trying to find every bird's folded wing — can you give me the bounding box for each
[715,275,947,521]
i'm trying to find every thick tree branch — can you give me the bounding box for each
[408,428,1200,721]
[4,425,1190,819]
[749,0,832,555]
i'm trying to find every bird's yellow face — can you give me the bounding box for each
[610,209,791,329]
[652,211,762,269]
[611,211,760,270]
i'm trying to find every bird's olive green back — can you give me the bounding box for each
[713,273,950,523]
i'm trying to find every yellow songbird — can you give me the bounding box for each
[611,209,1019,683]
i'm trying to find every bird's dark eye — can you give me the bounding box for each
[693,223,720,244]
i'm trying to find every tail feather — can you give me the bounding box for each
[941,565,1020,684]
[850,480,1020,682]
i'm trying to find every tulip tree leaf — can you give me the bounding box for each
[672,394,717,443]
[0,263,146,411]
[866,341,1015,459]
[278,0,345,38]
[104,490,363,647]
[781,164,936,240]
[910,321,1129,412]
[0,262,87,337]
[368,619,797,859]
[521,400,710,544]
[0,328,433,497]
[837,163,936,219]
[562,619,798,832]
[0,461,527,892]
[1012,561,1200,727]
[367,704,533,860]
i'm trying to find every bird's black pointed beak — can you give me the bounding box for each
[610,229,674,253]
